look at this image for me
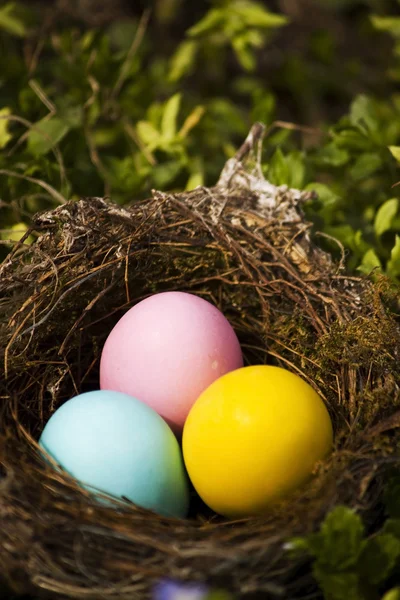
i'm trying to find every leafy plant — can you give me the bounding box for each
[259,93,400,278]
[169,0,287,79]
[1,0,400,281]
[290,505,400,600]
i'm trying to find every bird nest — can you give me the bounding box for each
[1,124,400,599]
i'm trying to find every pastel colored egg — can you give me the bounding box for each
[39,390,189,518]
[100,292,243,431]
[183,365,333,518]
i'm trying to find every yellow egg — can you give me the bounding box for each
[182,365,333,518]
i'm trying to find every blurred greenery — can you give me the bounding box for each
[290,474,400,600]
[1,0,400,277]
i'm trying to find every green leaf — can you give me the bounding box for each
[185,150,204,191]
[374,198,399,237]
[27,117,70,156]
[302,507,368,600]
[234,2,288,29]
[62,106,83,129]
[350,152,382,181]
[389,146,400,162]
[285,152,305,189]
[136,120,161,147]
[307,507,365,571]
[178,105,205,139]
[287,536,310,554]
[251,89,275,125]
[93,127,119,148]
[186,170,204,190]
[152,159,183,188]
[371,15,400,37]
[313,143,350,167]
[359,534,400,584]
[0,107,12,149]
[265,150,305,188]
[305,182,340,207]
[188,8,224,37]
[382,588,400,600]
[80,29,96,51]
[332,129,371,152]
[352,230,370,256]
[324,225,356,249]
[387,235,400,278]
[187,1,287,42]
[208,98,248,136]
[232,35,256,71]
[349,95,379,134]
[312,570,362,600]
[383,518,400,538]
[161,93,182,141]
[169,40,198,82]
[268,148,289,186]
[106,155,143,193]
[357,249,382,275]
[0,3,26,37]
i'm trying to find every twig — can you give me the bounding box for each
[109,9,151,103]
[0,169,67,205]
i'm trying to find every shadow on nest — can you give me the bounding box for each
[1,123,400,599]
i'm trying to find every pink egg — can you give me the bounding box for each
[100,291,243,431]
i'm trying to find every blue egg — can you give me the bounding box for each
[39,390,189,518]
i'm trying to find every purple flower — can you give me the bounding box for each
[153,579,209,600]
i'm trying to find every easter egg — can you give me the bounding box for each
[39,390,189,518]
[182,365,333,518]
[100,291,243,431]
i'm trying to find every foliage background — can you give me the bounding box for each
[2,1,400,598]
[1,0,400,276]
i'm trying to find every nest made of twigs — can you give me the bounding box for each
[1,124,400,600]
